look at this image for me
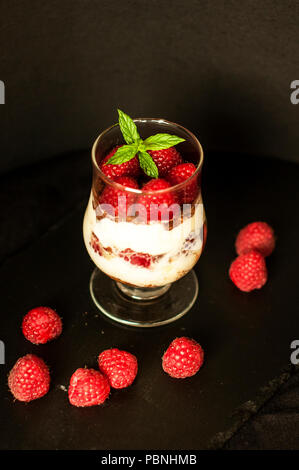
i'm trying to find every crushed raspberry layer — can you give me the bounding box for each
[90,232,112,257]
[90,232,103,255]
[90,231,201,269]
[119,249,161,268]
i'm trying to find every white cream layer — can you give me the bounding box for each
[83,195,204,287]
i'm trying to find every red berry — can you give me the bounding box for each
[235,221,275,257]
[68,368,110,407]
[229,250,268,292]
[22,307,62,345]
[99,176,139,217]
[98,348,138,389]
[138,178,178,222]
[166,162,198,203]
[162,337,204,379]
[8,354,50,402]
[100,146,140,179]
[148,147,182,177]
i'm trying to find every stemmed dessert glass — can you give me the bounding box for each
[83,118,206,327]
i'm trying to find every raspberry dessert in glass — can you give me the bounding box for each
[83,110,206,326]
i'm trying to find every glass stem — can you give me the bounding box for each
[116,281,171,300]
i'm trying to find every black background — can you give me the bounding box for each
[0,0,298,173]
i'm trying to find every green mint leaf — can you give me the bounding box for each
[137,140,146,153]
[138,151,159,178]
[118,109,140,144]
[143,133,185,151]
[105,144,138,165]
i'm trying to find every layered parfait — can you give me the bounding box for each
[83,110,206,288]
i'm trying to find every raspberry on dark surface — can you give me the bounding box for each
[22,306,62,345]
[162,337,204,379]
[98,348,138,389]
[229,250,268,292]
[235,221,275,257]
[8,354,50,402]
[68,368,110,407]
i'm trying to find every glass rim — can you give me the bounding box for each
[91,118,204,195]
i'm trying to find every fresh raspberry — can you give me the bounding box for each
[8,354,50,402]
[99,176,139,217]
[98,348,138,389]
[100,146,140,179]
[229,250,268,292]
[68,368,110,407]
[235,221,275,257]
[162,337,204,379]
[148,147,183,177]
[138,178,178,222]
[22,306,62,345]
[166,162,198,203]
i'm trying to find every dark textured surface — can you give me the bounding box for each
[0,0,299,174]
[0,150,299,449]
[225,370,299,450]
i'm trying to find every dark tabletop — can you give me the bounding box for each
[0,150,298,450]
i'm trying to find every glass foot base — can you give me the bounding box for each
[89,269,199,328]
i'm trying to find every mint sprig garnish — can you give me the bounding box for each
[105,109,185,178]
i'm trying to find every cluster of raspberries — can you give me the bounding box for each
[98,146,199,221]
[8,306,204,406]
[229,221,275,292]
